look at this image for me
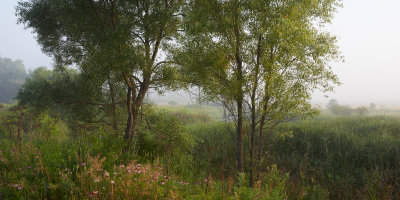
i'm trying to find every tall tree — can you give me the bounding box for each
[17,0,183,152]
[175,0,251,173]
[175,0,342,186]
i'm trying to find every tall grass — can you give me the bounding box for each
[2,104,400,199]
[268,116,400,199]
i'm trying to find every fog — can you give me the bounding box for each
[1,0,399,107]
[313,0,400,107]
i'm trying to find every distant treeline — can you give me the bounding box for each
[0,57,27,103]
[326,99,375,116]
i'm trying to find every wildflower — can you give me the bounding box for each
[161,180,165,185]
[91,190,98,195]
[127,169,131,173]
[111,180,115,184]
[119,164,125,168]
[103,171,110,177]
[12,184,18,187]
[80,162,86,166]
[17,186,22,190]
[98,168,103,171]
[94,178,100,183]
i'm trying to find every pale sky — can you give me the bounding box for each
[1,0,400,107]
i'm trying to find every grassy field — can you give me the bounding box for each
[1,104,400,199]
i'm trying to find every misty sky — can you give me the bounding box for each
[1,0,399,107]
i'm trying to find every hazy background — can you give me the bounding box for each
[1,0,399,107]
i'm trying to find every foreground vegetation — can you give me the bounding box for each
[1,104,400,199]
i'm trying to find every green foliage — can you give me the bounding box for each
[0,57,27,103]
[3,104,400,199]
[176,0,342,120]
[268,116,400,199]
[10,1,400,199]
[137,107,191,158]
[190,122,237,179]
[17,0,187,150]
[17,67,126,130]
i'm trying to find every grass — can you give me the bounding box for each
[268,116,400,199]
[1,104,400,199]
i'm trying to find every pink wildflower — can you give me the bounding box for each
[103,171,110,177]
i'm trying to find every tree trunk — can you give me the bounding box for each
[123,77,150,153]
[233,0,244,173]
[107,75,118,132]
[249,109,256,187]
[249,35,262,187]
[237,101,244,173]
[123,88,134,153]
[258,115,266,169]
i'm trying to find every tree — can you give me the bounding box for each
[369,102,376,112]
[0,57,27,103]
[327,99,354,116]
[17,67,122,128]
[327,99,340,112]
[176,0,341,186]
[17,0,184,152]
[355,106,368,116]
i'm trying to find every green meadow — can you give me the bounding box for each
[1,104,400,199]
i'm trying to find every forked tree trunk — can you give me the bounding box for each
[123,78,150,154]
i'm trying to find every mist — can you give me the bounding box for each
[1,0,400,107]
